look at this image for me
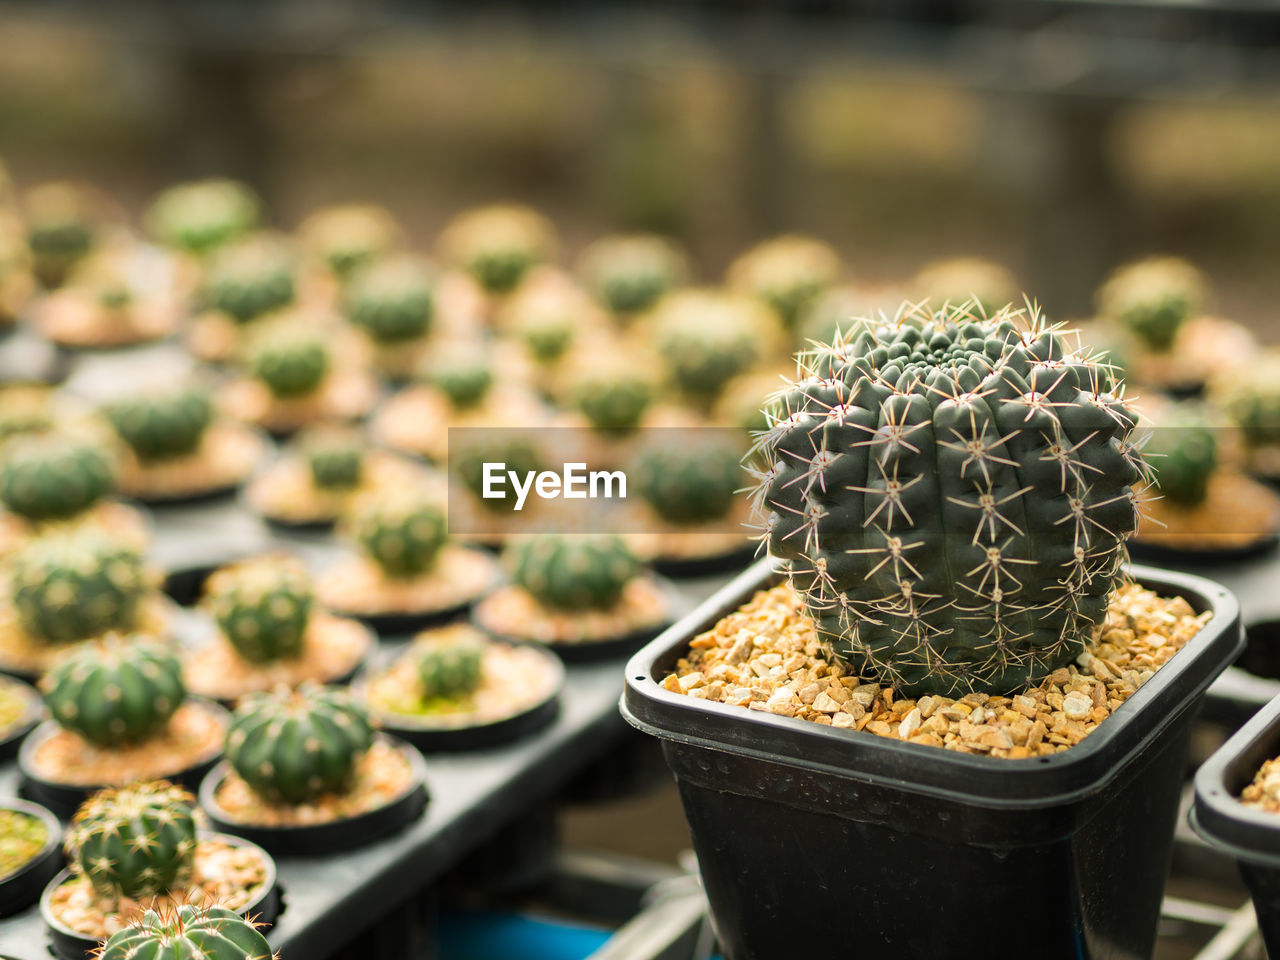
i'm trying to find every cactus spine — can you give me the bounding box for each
[509,535,639,611]
[97,906,274,960]
[206,556,314,663]
[0,433,116,521]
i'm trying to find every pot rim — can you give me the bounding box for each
[0,799,62,888]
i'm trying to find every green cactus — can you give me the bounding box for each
[572,369,653,434]
[225,684,374,805]
[202,235,296,323]
[440,205,555,295]
[351,494,448,578]
[105,389,214,462]
[654,291,766,406]
[345,256,435,344]
[97,905,273,960]
[415,632,485,700]
[67,780,198,900]
[0,433,116,522]
[754,301,1146,698]
[424,350,494,410]
[43,634,183,746]
[1214,355,1280,450]
[10,533,148,643]
[512,306,576,365]
[250,329,331,399]
[206,556,314,663]
[145,179,259,255]
[1144,403,1218,508]
[509,535,639,611]
[1098,256,1206,352]
[24,182,101,288]
[634,440,743,525]
[300,204,403,279]
[728,235,842,328]
[453,436,544,513]
[578,234,685,316]
[299,428,365,490]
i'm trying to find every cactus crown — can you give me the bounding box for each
[572,367,653,434]
[96,905,275,960]
[753,301,1147,697]
[1144,403,1218,508]
[300,204,402,278]
[24,182,99,262]
[440,205,555,295]
[67,780,197,900]
[225,684,374,805]
[206,556,314,664]
[105,388,214,461]
[509,534,639,611]
[578,234,686,316]
[1098,256,1205,352]
[249,326,331,399]
[654,291,768,405]
[454,436,544,513]
[145,179,259,254]
[11,533,148,644]
[728,234,841,327]
[345,256,435,343]
[43,634,184,746]
[203,235,296,323]
[414,627,486,700]
[0,432,116,522]
[298,427,365,490]
[424,348,494,410]
[634,439,743,525]
[351,492,448,578]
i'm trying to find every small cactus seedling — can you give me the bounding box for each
[727,235,841,328]
[509,534,639,611]
[345,255,435,344]
[633,440,743,525]
[299,426,365,490]
[1216,356,1280,450]
[912,257,1018,317]
[754,301,1146,697]
[505,283,583,365]
[10,532,147,643]
[1144,403,1218,508]
[578,234,686,317]
[225,684,374,805]
[201,234,296,323]
[24,181,106,287]
[43,635,185,746]
[96,905,274,960]
[571,366,653,434]
[453,436,544,513]
[67,780,198,900]
[206,556,314,663]
[423,347,494,411]
[299,204,403,278]
[350,493,448,578]
[249,326,332,399]
[415,631,485,700]
[0,432,117,522]
[653,290,769,407]
[144,179,259,255]
[439,205,556,295]
[1098,256,1206,352]
[105,388,214,462]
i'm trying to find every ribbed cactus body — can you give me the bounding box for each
[728,235,841,328]
[207,557,313,663]
[105,390,214,461]
[654,291,767,405]
[1098,257,1205,352]
[225,685,374,804]
[10,533,147,643]
[301,430,364,490]
[579,234,685,316]
[510,535,639,611]
[250,332,330,399]
[634,442,742,525]
[441,205,554,295]
[98,905,272,960]
[351,496,447,578]
[67,781,197,899]
[454,438,543,513]
[755,303,1146,697]
[573,371,652,434]
[203,236,296,323]
[425,351,493,410]
[0,434,116,521]
[345,257,434,343]
[145,179,259,254]
[415,634,485,699]
[43,636,184,746]
[1146,404,1217,507]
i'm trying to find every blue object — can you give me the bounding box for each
[438,908,612,960]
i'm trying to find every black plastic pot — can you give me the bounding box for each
[622,559,1242,959]
[1192,691,1280,957]
[40,833,280,960]
[1128,531,1280,567]
[0,676,43,763]
[0,800,62,918]
[650,543,758,579]
[198,736,429,855]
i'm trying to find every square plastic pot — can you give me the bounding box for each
[622,559,1241,960]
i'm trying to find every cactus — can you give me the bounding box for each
[299,427,365,490]
[0,433,116,522]
[453,436,544,513]
[439,205,555,295]
[202,235,296,323]
[653,291,768,406]
[350,493,448,578]
[249,327,331,399]
[1216,355,1280,449]
[145,179,259,255]
[1098,256,1206,352]
[24,182,104,287]
[509,535,639,611]
[423,348,494,410]
[43,635,184,746]
[206,556,314,663]
[753,301,1146,698]
[97,905,273,960]
[225,684,374,805]
[728,235,841,328]
[10,533,147,643]
[67,780,197,900]
[572,367,653,434]
[299,204,403,278]
[1144,403,1217,508]
[345,256,434,344]
[415,632,485,700]
[505,284,581,365]
[634,440,743,525]
[105,388,214,461]
[578,234,686,317]
[912,257,1018,317]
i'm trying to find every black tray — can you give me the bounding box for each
[0,800,62,919]
[650,542,759,579]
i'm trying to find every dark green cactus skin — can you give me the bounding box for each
[251,335,331,399]
[1145,404,1217,508]
[207,557,314,663]
[634,442,743,525]
[755,303,1146,698]
[105,390,214,461]
[98,905,273,960]
[510,535,639,611]
[0,434,116,521]
[43,635,184,746]
[468,251,536,296]
[415,634,485,700]
[579,235,683,317]
[203,239,295,323]
[352,497,447,578]
[573,375,652,434]
[302,432,365,490]
[145,179,259,255]
[518,318,574,365]
[426,359,494,411]
[225,684,374,805]
[345,259,434,344]
[10,534,147,643]
[454,438,543,513]
[67,781,198,899]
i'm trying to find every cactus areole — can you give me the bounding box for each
[753,303,1147,698]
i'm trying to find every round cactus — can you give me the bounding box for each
[43,635,184,746]
[105,388,214,461]
[572,367,653,434]
[10,533,148,644]
[509,535,639,611]
[67,780,198,900]
[206,556,314,663]
[633,440,743,525]
[145,179,259,255]
[727,234,841,328]
[202,234,296,323]
[299,427,365,490]
[415,632,485,700]
[345,256,435,344]
[453,436,544,513]
[250,328,331,399]
[578,234,686,317]
[98,905,273,960]
[423,348,494,410]
[0,433,116,522]
[23,182,103,287]
[350,493,448,579]
[439,205,556,295]
[912,257,1018,317]
[225,684,374,805]
[653,290,769,406]
[754,301,1146,697]
[299,204,403,278]
[1217,356,1280,449]
[1144,403,1217,508]
[1097,256,1206,352]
